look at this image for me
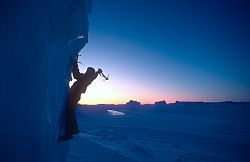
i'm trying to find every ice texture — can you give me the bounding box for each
[0,0,91,161]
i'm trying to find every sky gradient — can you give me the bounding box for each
[77,0,250,104]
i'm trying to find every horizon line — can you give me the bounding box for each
[78,100,250,106]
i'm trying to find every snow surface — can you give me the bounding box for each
[67,103,250,162]
[0,0,91,161]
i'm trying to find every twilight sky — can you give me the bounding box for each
[77,0,250,104]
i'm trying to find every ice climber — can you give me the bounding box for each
[58,58,103,141]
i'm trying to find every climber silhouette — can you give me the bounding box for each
[58,58,102,141]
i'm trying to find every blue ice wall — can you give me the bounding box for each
[0,0,91,161]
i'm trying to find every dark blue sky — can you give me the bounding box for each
[80,0,250,104]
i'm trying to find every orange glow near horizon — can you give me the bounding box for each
[69,77,233,105]
[69,76,173,105]
[69,70,231,105]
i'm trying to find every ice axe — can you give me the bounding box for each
[77,55,83,64]
[100,72,109,81]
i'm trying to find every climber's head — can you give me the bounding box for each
[86,67,95,75]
